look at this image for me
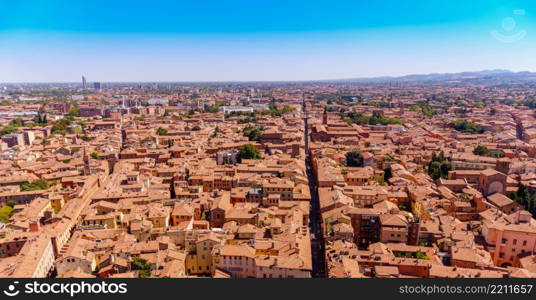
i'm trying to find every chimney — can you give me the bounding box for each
[159,242,168,250]
[29,220,40,232]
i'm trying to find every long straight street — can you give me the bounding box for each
[303,98,326,278]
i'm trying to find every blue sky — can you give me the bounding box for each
[1,0,535,82]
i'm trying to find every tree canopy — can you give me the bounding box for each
[237,144,261,161]
[20,179,50,191]
[242,125,265,142]
[132,257,152,278]
[427,152,453,180]
[510,184,536,216]
[0,205,14,223]
[346,150,364,167]
[473,145,503,158]
[453,119,484,134]
[341,112,403,126]
[156,127,168,136]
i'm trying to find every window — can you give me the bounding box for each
[523,240,527,246]
[513,239,517,245]
[501,238,507,245]
[499,252,505,258]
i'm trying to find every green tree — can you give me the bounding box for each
[374,174,385,185]
[242,125,264,142]
[421,105,434,117]
[132,257,152,278]
[440,161,453,178]
[50,118,72,135]
[341,112,403,126]
[510,184,536,215]
[156,127,168,136]
[35,112,48,125]
[453,119,484,134]
[473,145,503,158]
[237,144,261,161]
[416,251,429,260]
[20,179,50,191]
[473,145,490,156]
[427,152,452,180]
[10,118,24,127]
[211,126,221,138]
[237,116,258,124]
[428,161,443,180]
[325,217,333,235]
[90,152,99,159]
[68,106,79,117]
[203,101,224,113]
[0,205,14,223]
[0,125,18,136]
[346,150,364,167]
[383,167,393,182]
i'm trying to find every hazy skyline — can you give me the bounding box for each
[1,0,536,82]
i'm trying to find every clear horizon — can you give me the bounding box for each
[0,68,527,84]
[1,0,535,82]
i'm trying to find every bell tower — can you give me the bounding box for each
[83,146,91,176]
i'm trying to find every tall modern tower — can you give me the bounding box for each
[82,76,87,89]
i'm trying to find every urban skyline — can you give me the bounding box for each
[2,0,536,286]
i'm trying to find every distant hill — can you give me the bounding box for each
[334,69,536,84]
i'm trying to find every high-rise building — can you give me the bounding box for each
[93,82,101,90]
[82,76,86,89]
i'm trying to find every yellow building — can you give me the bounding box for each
[185,233,222,275]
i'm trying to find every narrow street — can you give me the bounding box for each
[303,98,326,278]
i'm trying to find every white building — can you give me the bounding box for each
[147,98,169,106]
[219,106,253,114]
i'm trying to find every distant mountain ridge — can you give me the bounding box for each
[337,69,536,83]
[4,69,536,85]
